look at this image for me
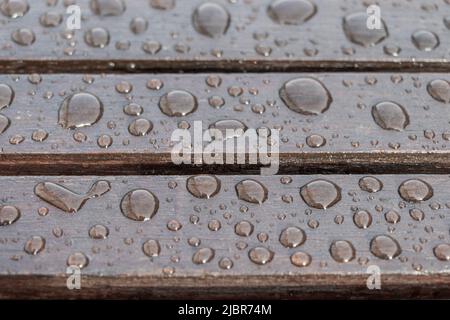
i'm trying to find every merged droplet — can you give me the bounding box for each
[120,189,159,221]
[235,179,268,204]
[290,251,311,267]
[398,179,433,202]
[358,176,383,193]
[192,2,230,38]
[370,235,402,260]
[11,28,35,46]
[143,239,161,257]
[159,90,197,116]
[0,114,10,134]
[329,240,355,263]
[67,252,89,268]
[279,227,306,248]
[90,0,125,16]
[35,180,111,213]
[279,78,332,115]
[343,12,388,46]
[128,118,153,136]
[84,27,110,48]
[248,247,274,265]
[24,236,45,255]
[300,179,341,209]
[433,244,450,261]
[0,205,20,226]
[0,84,14,109]
[371,101,409,131]
[353,210,372,229]
[427,79,450,103]
[192,247,215,264]
[234,220,254,237]
[0,0,29,18]
[58,92,103,129]
[267,0,316,25]
[186,175,221,199]
[411,30,439,51]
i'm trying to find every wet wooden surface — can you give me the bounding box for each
[0,0,449,72]
[0,174,449,299]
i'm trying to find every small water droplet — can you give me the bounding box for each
[67,252,89,268]
[0,205,20,226]
[58,92,103,129]
[411,30,439,51]
[123,102,143,116]
[219,257,233,269]
[235,179,268,204]
[121,189,159,221]
[290,251,311,267]
[186,175,221,199]
[279,226,306,248]
[409,208,425,221]
[267,0,316,25]
[159,90,197,116]
[85,27,110,48]
[433,244,450,261]
[343,12,388,46]
[90,0,125,16]
[89,224,109,239]
[39,11,62,27]
[248,247,274,265]
[143,239,161,257]
[329,240,355,263]
[192,247,215,264]
[128,118,153,136]
[300,179,341,209]
[24,236,45,255]
[306,134,326,148]
[353,210,372,229]
[371,101,409,131]
[0,114,11,134]
[192,2,230,38]
[427,79,450,103]
[0,84,14,110]
[358,176,383,193]
[370,235,402,260]
[97,134,113,148]
[234,220,254,237]
[11,28,35,46]
[31,129,48,142]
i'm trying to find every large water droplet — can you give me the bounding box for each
[0,0,29,18]
[343,12,388,46]
[248,247,274,265]
[11,28,35,46]
[90,0,125,16]
[353,210,372,229]
[143,239,161,257]
[279,227,306,248]
[159,90,197,116]
[85,27,110,48]
[0,84,14,109]
[35,180,111,213]
[192,247,215,265]
[234,220,254,237]
[120,189,159,221]
[329,240,355,263]
[358,176,383,193]
[235,179,268,204]
[186,175,221,199]
[279,78,332,115]
[411,30,439,51]
[427,79,450,103]
[192,2,230,38]
[0,205,20,226]
[24,236,45,255]
[58,92,103,129]
[371,101,409,131]
[0,114,10,134]
[300,179,341,209]
[398,179,433,202]
[433,244,450,261]
[267,0,316,25]
[370,235,401,260]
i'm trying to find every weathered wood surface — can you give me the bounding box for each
[0,174,449,298]
[0,0,449,72]
[1,73,450,174]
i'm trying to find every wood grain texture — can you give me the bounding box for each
[0,0,449,72]
[1,73,450,174]
[0,174,449,299]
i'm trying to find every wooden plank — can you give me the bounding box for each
[0,73,450,174]
[0,174,449,299]
[0,0,449,72]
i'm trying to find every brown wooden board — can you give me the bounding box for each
[0,73,450,174]
[0,0,449,72]
[0,174,449,298]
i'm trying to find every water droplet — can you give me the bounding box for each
[248,247,274,265]
[9,134,24,145]
[97,134,112,148]
[209,119,247,139]
[142,40,161,54]
[35,180,111,213]
[234,220,254,237]
[300,179,341,209]
[343,12,388,46]
[267,0,316,25]
[290,251,311,267]
[0,114,11,134]
[121,189,159,221]
[427,79,450,103]
[0,0,29,18]
[398,179,433,202]
[186,175,220,199]
[306,134,326,148]
[39,11,62,27]
[329,240,355,263]
[208,219,221,231]
[58,92,103,129]
[115,81,132,94]
[90,0,125,16]
[409,208,425,221]
[0,205,20,226]
[128,118,153,136]
[123,102,143,116]
[89,224,109,239]
[371,101,409,131]
[383,44,401,56]
[370,235,402,260]
[159,90,197,116]
[279,227,306,248]
[0,84,14,110]
[150,0,175,10]
[385,209,400,224]
[192,2,230,38]
[84,27,110,48]
[353,210,372,229]
[235,179,268,204]
[279,78,332,115]
[31,129,48,142]
[358,176,383,193]
[67,252,89,268]
[412,30,439,51]
[205,75,222,88]
[143,239,161,257]
[24,236,45,255]
[219,257,233,269]
[433,244,450,261]
[130,17,148,34]
[192,247,215,264]
[11,28,35,46]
